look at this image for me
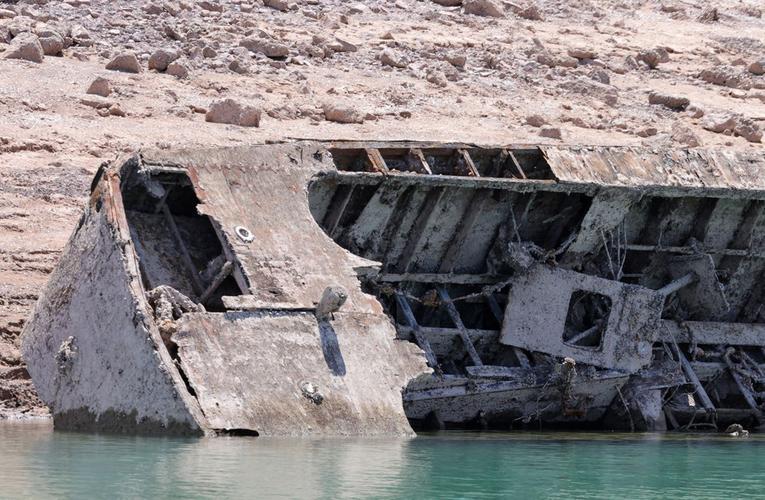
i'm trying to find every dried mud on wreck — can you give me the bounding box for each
[17,141,765,436]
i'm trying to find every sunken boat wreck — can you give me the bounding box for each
[20,142,765,436]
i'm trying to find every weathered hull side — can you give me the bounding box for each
[174,311,426,436]
[21,189,203,435]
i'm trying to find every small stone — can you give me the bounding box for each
[37,32,64,56]
[240,37,289,58]
[431,0,462,5]
[264,0,289,11]
[106,52,142,73]
[463,0,504,17]
[670,123,701,147]
[206,99,261,127]
[697,6,719,23]
[380,49,408,68]
[525,114,547,127]
[228,59,249,74]
[539,126,562,139]
[323,103,364,124]
[567,47,596,60]
[686,104,705,119]
[0,9,16,19]
[108,104,126,117]
[81,96,113,109]
[637,127,658,137]
[648,91,690,110]
[238,106,262,127]
[636,49,661,69]
[589,69,610,84]
[537,52,578,68]
[514,3,543,20]
[202,46,217,58]
[702,113,737,134]
[426,70,448,87]
[164,24,182,41]
[749,59,765,76]
[148,49,179,72]
[198,0,223,12]
[4,33,44,63]
[166,61,189,78]
[446,53,466,68]
[71,25,93,46]
[87,76,112,97]
[329,37,359,53]
[733,117,762,143]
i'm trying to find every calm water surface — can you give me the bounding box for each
[0,420,763,499]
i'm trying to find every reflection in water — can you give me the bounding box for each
[2,421,765,499]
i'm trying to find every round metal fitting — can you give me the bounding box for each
[235,225,254,243]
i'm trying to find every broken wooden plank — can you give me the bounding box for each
[658,272,697,297]
[436,287,483,367]
[365,148,390,174]
[199,261,233,304]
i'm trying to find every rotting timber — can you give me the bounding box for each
[20,142,765,436]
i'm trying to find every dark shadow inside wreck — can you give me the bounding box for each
[122,170,245,313]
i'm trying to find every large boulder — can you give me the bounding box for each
[205,99,261,127]
[106,52,142,73]
[463,0,504,17]
[4,32,44,63]
[148,49,179,72]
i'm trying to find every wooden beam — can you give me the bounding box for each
[199,261,233,304]
[658,272,697,297]
[626,244,764,258]
[723,349,762,418]
[669,341,715,412]
[365,148,389,174]
[324,185,356,239]
[161,204,204,296]
[395,292,440,373]
[505,149,527,179]
[458,149,480,177]
[436,287,483,367]
[409,148,433,174]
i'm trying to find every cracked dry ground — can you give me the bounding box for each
[1,0,765,417]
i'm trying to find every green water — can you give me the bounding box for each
[1,421,763,499]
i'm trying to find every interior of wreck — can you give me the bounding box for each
[118,144,765,433]
[309,145,765,432]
